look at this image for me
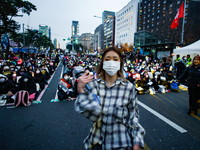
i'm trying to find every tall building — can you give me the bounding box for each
[78,33,94,53]
[39,25,50,38]
[94,24,104,51]
[71,21,79,42]
[49,27,51,40]
[137,0,200,45]
[104,16,115,48]
[115,0,139,46]
[102,11,115,24]
[53,38,59,49]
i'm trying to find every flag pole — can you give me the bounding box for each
[181,0,187,44]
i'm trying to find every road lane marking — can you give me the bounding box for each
[144,143,150,150]
[156,93,178,107]
[54,65,64,100]
[152,95,165,103]
[138,101,187,133]
[191,114,200,121]
[36,62,60,102]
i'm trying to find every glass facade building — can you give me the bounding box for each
[39,25,49,38]
[134,30,157,47]
[103,16,115,48]
[102,11,115,24]
[71,21,79,42]
[94,24,104,51]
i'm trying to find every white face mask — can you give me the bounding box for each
[103,61,120,76]
[24,78,28,82]
[0,78,5,82]
[36,70,40,74]
[64,76,69,80]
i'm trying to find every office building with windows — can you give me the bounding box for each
[71,21,79,42]
[104,16,115,48]
[115,0,139,46]
[94,24,104,51]
[39,25,50,38]
[102,11,115,24]
[78,33,94,53]
[102,11,115,48]
[137,0,200,45]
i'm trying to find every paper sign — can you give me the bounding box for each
[136,73,141,80]
[148,72,153,79]
[58,78,71,93]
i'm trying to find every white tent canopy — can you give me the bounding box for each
[174,40,200,58]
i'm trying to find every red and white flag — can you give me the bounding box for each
[171,2,184,29]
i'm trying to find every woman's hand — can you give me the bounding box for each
[133,145,140,150]
[77,72,94,93]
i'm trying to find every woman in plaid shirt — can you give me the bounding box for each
[75,47,145,150]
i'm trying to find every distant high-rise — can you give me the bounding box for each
[71,21,79,42]
[39,25,49,38]
[102,11,115,24]
[49,27,51,40]
[53,38,59,49]
[94,24,104,51]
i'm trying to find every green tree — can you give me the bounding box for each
[0,0,37,51]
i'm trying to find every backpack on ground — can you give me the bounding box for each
[14,90,31,107]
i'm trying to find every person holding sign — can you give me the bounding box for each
[57,73,74,100]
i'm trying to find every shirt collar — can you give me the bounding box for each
[96,77,127,86]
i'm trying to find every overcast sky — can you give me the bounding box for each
[14,0,131,49]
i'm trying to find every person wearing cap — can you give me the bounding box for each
[0,74,17,102]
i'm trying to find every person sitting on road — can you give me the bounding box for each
[18,73,36,95]
[0,74,18,103]
[41,65,50,80]
[17,67,26,76]
[64,63,73,77]
[34,68,46,92]
[2,66,13,81]
[58,73,75,101]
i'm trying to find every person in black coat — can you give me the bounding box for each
[34,68,46,91]
[178,56,200,115]
[0,74,17,103]
[0,74,17,96]
[175,59,186,80]
[58,73,75,100]
[18,73,36,94]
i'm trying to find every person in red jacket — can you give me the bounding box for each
[63,54,68,66]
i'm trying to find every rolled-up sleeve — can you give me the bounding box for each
[74,92,102,122]
[127,87,145,149]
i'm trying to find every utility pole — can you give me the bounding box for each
[23,23,25,52]
[181,0,186,45]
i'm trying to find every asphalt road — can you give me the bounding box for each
[0,63,200,150]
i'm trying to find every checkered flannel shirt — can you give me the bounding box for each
[74,78,145,150]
